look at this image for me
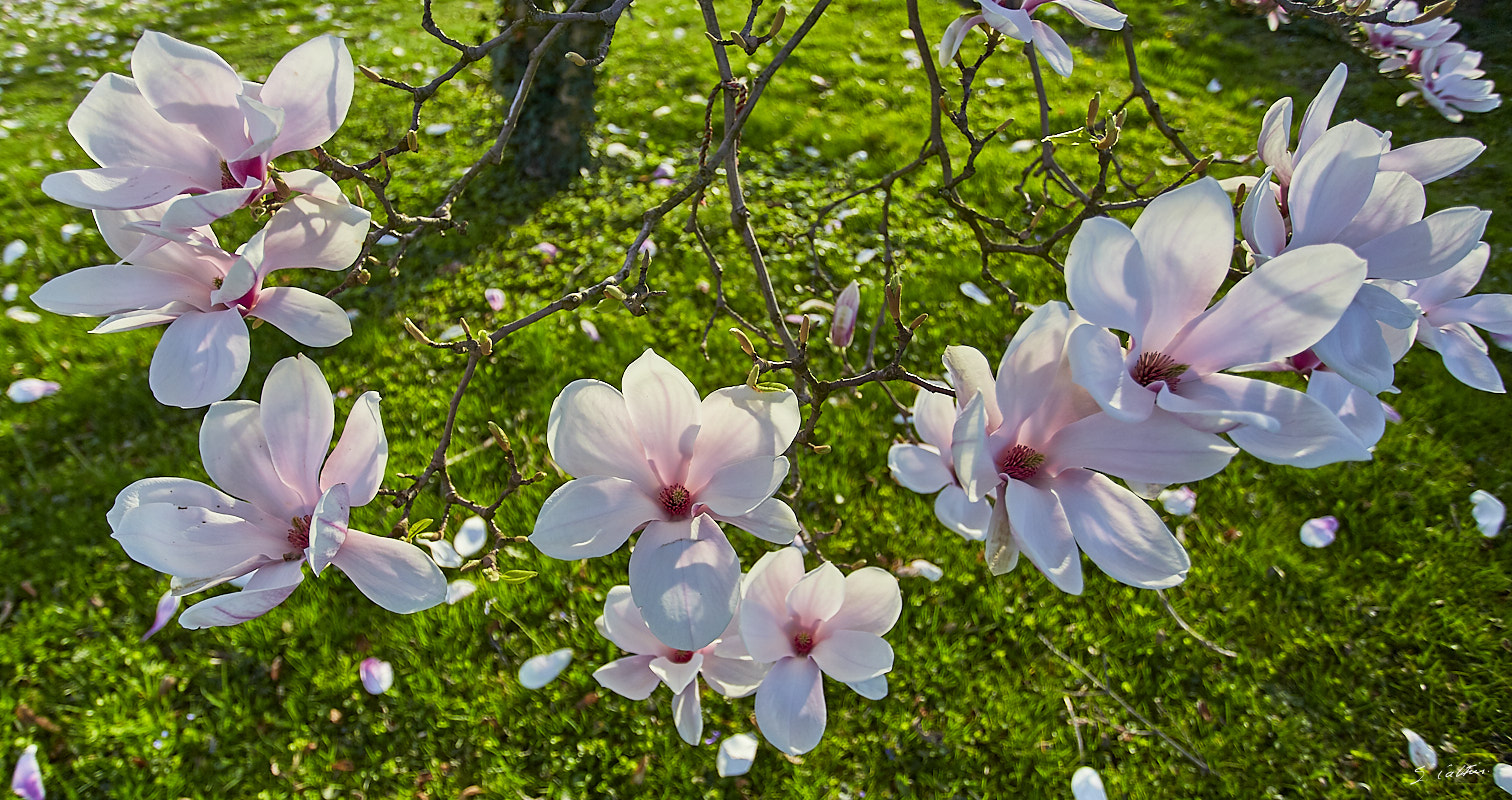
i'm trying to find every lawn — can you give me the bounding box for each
[1,0,1509,797]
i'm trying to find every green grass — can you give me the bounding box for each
[1,0,1510,797]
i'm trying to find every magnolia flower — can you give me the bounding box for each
[359,658,393,695]
[1066,178,1371,467]
[950,303,1238,592]
[1405,243,1512,393]
[1399,43,1502,123]
[531,349,800,650]
[42,32,353,220]
[1365,1,1459,54]
[739,548,901,755]
[108,355,446,627]
[938,0,1126,77]
[829,280,860,348]
[10,745,43,800]
[592,585,767,745]
[32,191,369,408]
[888,384,992,540]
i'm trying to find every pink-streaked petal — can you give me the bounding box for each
[696,456,788,517]
[92,309,183,334]
[1295,63,1348,157]
[1171,243,1366,373]
[951,392,999,504]
[1031,21,1074,77]
[195,397,309,518]
[712,496,799,545]
[1354,206,1490,281]
[107,476,271,531]
[1130,179,1236,351]
[260,35,354,157]
[308,484,350,577]
[984,493,1021,576]
[672,683,703,746]
[1006,479,1083,594]
[888,443,951,494]
[1257,98,1294,179]
[1377,137,1484,184]
[754,656,827,755]
[256,196,371,276]
[628,516,741,652]
[1047,410,1236,484]
[316,391,386,506]
[1206,375,1374,466]
[943,345,1002,431]
[1470,490,1504,537]
[1306,370,1385,449]
[687,385,800,487]
[1067,324,1155,423]
[1299,515,1338,548]
[1158,486,1197,516]
[739,548,805,663]
[261,354,334,505]
[41,166,204,211]
[593,654,660,700]
[113,502,284,580]
[11,745,44,800]
[1065,216,1151,336]
[934,484,991,541]
[328,528,447,613]
[622,349,703,487]
[1056,470,1190,589]
[529,476,662,560]
[599,584,668,656]
[811,629,892,682]
[937,13,984,67]
[141,588,181,641]
[177,560,305,629]
[1239,171,1287,258]
[31,265,210,318]
[67,72,220,177]
[249,286,352,348]
[785,561,845,626]
[1287,121,1386,248]
[518,648,573,689]
[547,379,658,487]
[1048,0,1126,29]
[131,31,249,157]
[359,657,394,694]
[1332,171,1426,249]
[998,302,1090,439]
[650,653,705,694]
[717,733,760,776]
[149,308,249,408]
[823,567,901,636]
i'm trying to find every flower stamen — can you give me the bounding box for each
[658,484,692,517]
[1131,351,1189,389]
[287,515,312,550]
[999,443,1045,481]
[668,649,695,664]
[792,631,815,657]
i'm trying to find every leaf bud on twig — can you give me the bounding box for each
[730,328,756,356]
[769,6,787,38]
[745,364,761,391]
[908,313,929,331]
[358,65,384,83]
[604,284,627,301]
[487,421,513,454]
[564,51,588,67]
[885,279,902,323]
[1085,92,1100,131]
[403,318,434,345]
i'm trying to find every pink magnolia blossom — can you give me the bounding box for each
[887,384,992,540]
[531,349,800,650]
[108,355,445,628]
[592,585,768,745]
[1066,178,1372,467]
[1365,1,1459,55]
[1404,243,1512,393]
[1398,43,1502,123]
[738,548,901,755]
[10,745,43,800]
[31,192,369,408]
[950,303,1238,592]
[42,32,353,221]
[938,0,1126,76]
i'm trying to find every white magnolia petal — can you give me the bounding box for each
[688,385,801,485]
[113,503,284,579]
[68,72,220,176]
[1492,762,1511,793]
[31,265,209,317]
[785,561,845,624]
[41,166,201,210]
[672,683,704,745]
[1430,325,1504,392]
[1470,489,1505,537]
[998,303,1088,437]
[328,529,447,613]
[131,31,250,157]
[1409,240,1487,310]
[628,517,741,652]
[1067,324,1155,423]
[943,344,1001,430]
[529,477,662,560]
[1056,470,1190,589]
[984,493,1021,576]
[713,496,799,545]
[1031,21,1074,77]
[1403,728,1438,771]
[1065,215,1150,335]
[260,35,354,157]
[92,308,183,334]
[149,308,250,409]
[256,196,371,275]
[1287,121,1385,248]
[701,654,770,698]
[1047,410,1236,484]
[445,579,477,604]
[248,287,352,347]
[108,476,267,531]
[599,585,668,656]
[937,14,984,67]
[754,657,827,755]
[1071,766,1109,800]
[1239,171,1287,258]
[1434,291,1512,336]
[142,588,181,641]
[622,349,702,487]
[1130,179,1235,351]
[1377,137,1484,184]
[1211,375,1374,467]
[912,384,957,453]
[1154,379,1279,433]
[824,567,902,636]
[846,674,889,700]
[518,648,573,689]
[1005,479,1083,594]
[157,186,259,231]
[951,392,999,504]
[1332,171,1426,249]
[199,400,306,520]
[1306,370,1385,449]
[177,560,305,629]
[811,629,893,682]
[546,379,658,486]
[261,354,334,505]
[1311,301,1398,394]
[934,484,991,541]
[888,443,951,494]
[359,657,393,695]
[1257,98,1293,178]
[1049,0,1127,30]
[716,733,760,777]
[697,456,788,517]
[320,391,387,506]
[1296,63,1349,157]
[650,653,705,694]
[740,548,805,663]
[454,515,487,557]
[1355,206,1490,281]
[978,2,1034,39]
[308,483,350,577]
[592,655,660,700]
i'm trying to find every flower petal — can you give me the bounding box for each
[937,13,984,67]
[547,379,658,487]
[149,308,249,408]
[712,496,799,545]
[651,652,705,694]
[696,456,789,517]
[846,674,889,700]
[1287,121,1386,248]
[255,196,371,276]
[66,72,220,177]
[247,287,352,347]
[1239,172,1287,258]
[740,548,805,663]
[951,392,999,503]
[41,166,203,210]
[672,683,703,746]
[1306,370,1385,450]
[320,390,387,506]
[1332,171,1426,249]
[518,648,573,689]
[177,560,305,629]
[628,516,741,651]
[1426,324,1504,392]
[701,654,770,698]
[622,349,702,486]
[888,443,951,494]
[811,629,892,683]
[943,345,1001,431]
[1296,63,1348,157]
[593,654,660,700]
[1354,206,1490,281]
[11,745,44,800]
[31,264,208,317]
[1067,323,1154,423]
[1065,214,1151,336]
[529,476,662,560]
[260,35,354,157]
[1071,766,1109,800]
[1056,470,1190,589]
[984,495,1021,576]
[785,561,845,625]
[131,31,250,158]
[1129,179,1235,351]
[1208,375,1374,467]
[141,588,181,641]
[716,733,760,777]
[308,483,350,577]
[328,529,447,613]
[688,386,800,483]
[359,657,394,694]
[1047,410,1236,484]
[1377,137,1484,184]
[912,384,957,452]
[934,484,991,541]
[1049,0,1126,29]
[823,567,902,636]
[199,399,307,520]
[1257,97,1294,179]
[1470,490,1504,537]
[598,584,668,656]
[261,354,334,506]
[113,502,284,581]
[1006,479,1083,594]
[754,656,827,755]
[1031,21,1074,77]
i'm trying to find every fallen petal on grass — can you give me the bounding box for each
[1469,490,1504,537]
[360,658,394,695]
[717,733,759,776]
[1300,516,1338,548]
[519,648,573,689]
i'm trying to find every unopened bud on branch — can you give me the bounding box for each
[885,279,902,323]
[746,364,761,391]
[604,284,627,301]
[404,318,433,345]
[356,268,371,285]
[768,6,787,38]
[405,130,419,153]
[811,444,832,454]
[358,65,385,83]
[564,51,588,67]
[1086,92,1100,130]
[799,313,811,346]
[487,421,512,453]
[830,280,860,348]
[730,30,750,50]
[477,334,493,356]
[731,328,756,356]
[908,313,929,331]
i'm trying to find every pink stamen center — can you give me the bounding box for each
[219,160,240,191]
[659,484,691,517]
[668,650,695,664]
[792,631,815,657]
[1131,351,1189,389]
[999,443,1045,481]
[288,515,312,550]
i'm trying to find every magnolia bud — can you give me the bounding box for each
[799,313,811,346]
[730,30,749,50]
[488,421,513,453]
[885,279,902,323]
[404,318,433,345]
[731,328,756,356]
[604,284,627,301]
[358,65,385,83]
[908,313,929,331]
[564,51,588,67]
[768,6,787,38]
[477,334,493,356]
[1085,92,1100,130]
[830,281,861,348]
[811,444,832,454]
[405,129,419,153]
[746,365,761,391]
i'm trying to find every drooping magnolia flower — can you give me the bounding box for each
[1066,178,1371,467]
[739,548,901,755]
[887,384,992,540]
[32,188,369,408]
[42,32,353,221]
[592,585,768,745]
[531,349,800,650]
[937,0,1126,76]
[1398,43,1502,123]
[950,303,1238,592]
[1404,243,1512,393]
[108,355,446,627]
